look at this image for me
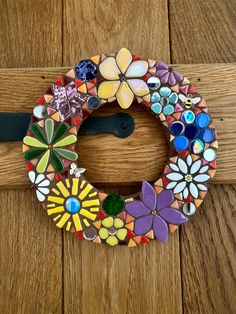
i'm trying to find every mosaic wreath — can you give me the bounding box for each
[23,48,218,247]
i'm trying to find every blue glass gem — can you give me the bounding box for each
[65,197,81,214]
[170,121,185,136]
[195,113,210,128]
[88,96,101,109]
[173,136,189,151]
[75,60,97,82]
[181,110,195,124]
[190,139,204,154]
[199,128,215,142]
[185,125,198,139]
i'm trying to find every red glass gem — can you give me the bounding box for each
[75,231,84,239]
[98,210,106,219]
[140,236,149,244]
[188,85,197,94]
[209,160,216,168]
[186,196,193,203]
[26,162,34,172]
[36,96,45,104]
[166,116,175,125]
[162,177,170,186]
[55,173,62,181]
[82,109,90,119]
[127,231,135,239]
[54,76,64,86]
[144,102,151,108]
[73,117,82,126]
[75,79,84,88]
[132,55,141,61]
[143,73,151,81]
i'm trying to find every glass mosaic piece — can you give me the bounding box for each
[23,48,218,247]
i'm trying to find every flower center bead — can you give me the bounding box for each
[185,174,192,182]
[65,197,81,214]
[151,210,157,215]
[108,226,117,236]
[119,74,126,82]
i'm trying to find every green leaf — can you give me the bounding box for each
[54,148,78,161]
[24,149,46,160]
[52,123,68,144]
[51,150,64,172]
[53,135,77,148]
[31,124,47,144]
[23,136,48,148]
[36,150,50,173]
[45,118,54,144]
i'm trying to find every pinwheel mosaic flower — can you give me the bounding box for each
[151,86,178,115]
[28,171,50,202]
[50,82,87,121]
[125,181,187,243]
[165,155,210,199]
[46,177,100,232]
[99,217,127,246]
[98,48,149,109]
[23,118,78,173]
[156,61,183,86]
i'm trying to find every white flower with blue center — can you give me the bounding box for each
[151,86,178,116]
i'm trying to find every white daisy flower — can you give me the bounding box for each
[28,171,50,202]
[165,155,210,199]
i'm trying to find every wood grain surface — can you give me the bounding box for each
[0,64,235,187]
[169,1,236,313]
[0,0,235,313]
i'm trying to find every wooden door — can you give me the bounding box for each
[0,1,235,313]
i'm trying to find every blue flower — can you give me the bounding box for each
[151,87,178,115]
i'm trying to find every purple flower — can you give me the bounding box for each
[49,81,87,121]
[156,61,183,86]
[125,181,187,243]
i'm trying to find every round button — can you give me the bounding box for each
[173,136,189,151]
[181,110,195,124]
[65,197,81,214]
[195,113,210,128]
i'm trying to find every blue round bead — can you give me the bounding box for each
[173,136,189,151]
[185,124,198,139]
[195,113,210,128]
[75,60,97,82]
[170,121,185,136]
[65,197,81,214]
[181,110,195,124]
[199,128,215,142]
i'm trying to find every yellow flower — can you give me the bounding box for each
[46,177,100,232]
[98,216,127,246]
[98,48,149,109]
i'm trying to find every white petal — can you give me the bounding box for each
[197,184,207,191]
[169,163,179,172]
[183,187,189,199]
[126,60,148,78]
[166,181,177,189]
[189,183,198,198]
[187,155,192,166]
[190,160,202,174]
[38,179,50,187]
[166,173,183,181]
[38,187,50,195]
[35,174,45,184]
[99,57,120,80]
[199,165,209,173]
[126,79,149,96]
[28,171,36,183]
[174,181,186,194]
[178,158,188,174]
[70,163,76,170]
[194,174,210,183]
[36,190,45,202]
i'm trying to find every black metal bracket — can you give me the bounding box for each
[0,112,135,141]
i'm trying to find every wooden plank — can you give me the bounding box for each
[0,1,63,313]
[62,1,182,314]
[0,190,62,314]
[169,0,236,312]
[169,0,236,64]
[0,64,235,187]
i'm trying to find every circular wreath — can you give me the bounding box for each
[23,48,218,247]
